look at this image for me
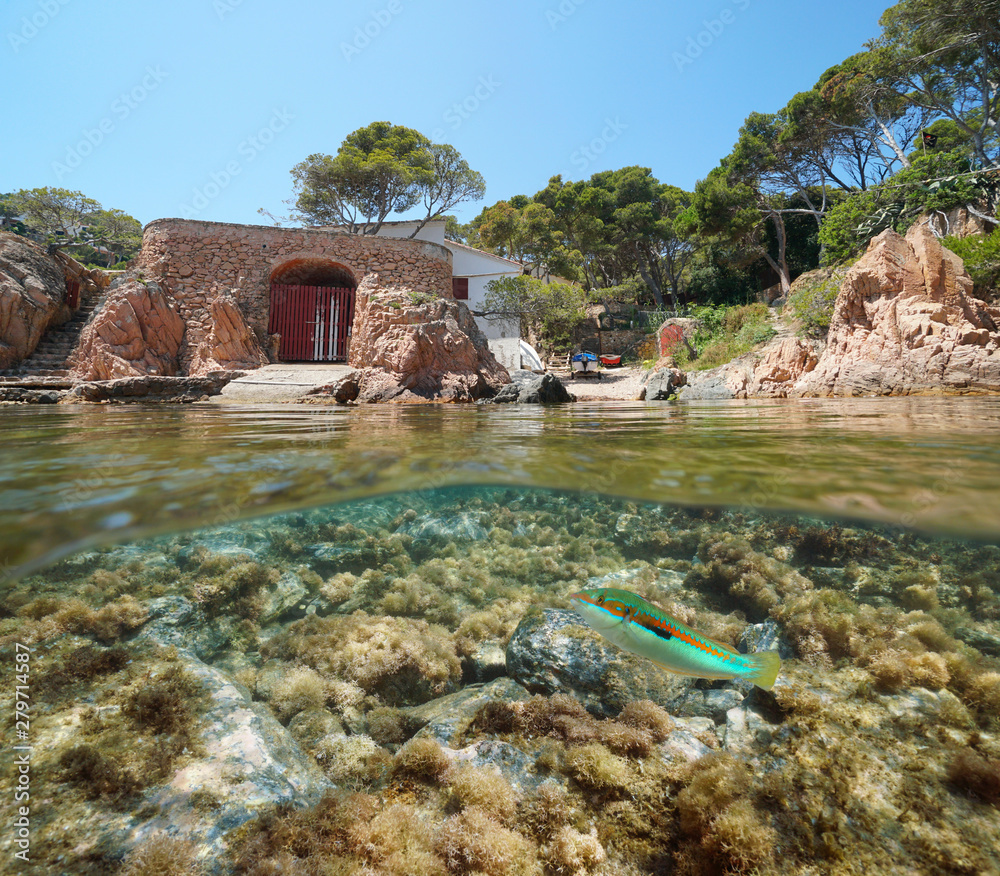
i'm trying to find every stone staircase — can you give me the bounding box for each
[0,292,102,381]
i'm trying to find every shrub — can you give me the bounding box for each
[786,266,850,337]
[680,303,776,370]
[943,228,1000,302]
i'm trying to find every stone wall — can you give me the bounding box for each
[133,219,453,369]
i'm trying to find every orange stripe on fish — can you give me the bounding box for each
[569,586,781,690]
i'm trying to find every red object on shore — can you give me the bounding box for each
[599,354,621,367]
[65,279,80,310]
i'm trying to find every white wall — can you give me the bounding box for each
[375,220,523,357]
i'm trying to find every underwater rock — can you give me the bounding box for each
[467,640,508,683]
[955,626,1000,657]
[396,510,490,543]
[659,717,717,762]
[452,739,561,793]
[738,619,795,660]
[701,689,746,723]
[138,596,228,659]
[489,369,574,404]
[259,570,310,624]
[722,704,777,752]
[92,654,331,864]
[505,607,695,718]
[408,677,532,746]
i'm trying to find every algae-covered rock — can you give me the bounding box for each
[49,651,330,867]
[138,595,228,658]
[408,677,531,746]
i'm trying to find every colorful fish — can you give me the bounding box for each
[569,587,781,690]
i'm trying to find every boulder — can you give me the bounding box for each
[640,364,686,400]
[64,373,232,403]
[187,290,269,377]
[305,370,362,404]
[348,274,510,402]
[68,278,186,380]
[792,225,1000,396]
[490,369,574,404]
[91,654,331,863]
[0,232,72,369]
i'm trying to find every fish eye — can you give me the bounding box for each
[597,595,605,604]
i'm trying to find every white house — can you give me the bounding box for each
[373,219,524,370]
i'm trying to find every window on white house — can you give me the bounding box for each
[452,277,469,299]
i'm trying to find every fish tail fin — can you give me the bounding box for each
[746,650,782,691]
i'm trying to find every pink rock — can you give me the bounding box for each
[791,226,1000,396]
[348,275,509,402]
[0,233,72,369]
[69,279,186,380]
[187,291,269,376]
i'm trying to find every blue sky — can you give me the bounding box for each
[2,0,887,228]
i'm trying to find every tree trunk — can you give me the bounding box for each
[635,255,664,308]
[762,213,791,298]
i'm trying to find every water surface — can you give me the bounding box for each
[3,397,1000,581]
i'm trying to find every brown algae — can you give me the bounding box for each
[0,490,999,874]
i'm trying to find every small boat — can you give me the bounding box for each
[599,353,622,367]
[519,340,545,372]
[571,351,599,372]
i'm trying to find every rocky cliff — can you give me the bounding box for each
[67,278,268,382]
[677,225,1000,399]
[0,233,72,370]
[791,225,1000,396]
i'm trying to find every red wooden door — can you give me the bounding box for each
[268,284,355,361]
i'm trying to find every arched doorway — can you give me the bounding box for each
[268,258,357,362]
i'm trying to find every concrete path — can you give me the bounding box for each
[215,363,354,403]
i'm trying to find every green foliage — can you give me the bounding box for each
[677,303,776,370]
[3,187,142,264]
[943,228,1000,300]
[786,267,851,336]
[818,152,998,263]
[481,276,589,349]
[290,122,484,235]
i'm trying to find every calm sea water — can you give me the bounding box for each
[4,397,1000,580]
[3,398,1000,875]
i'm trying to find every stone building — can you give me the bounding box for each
[134,218,455,367]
